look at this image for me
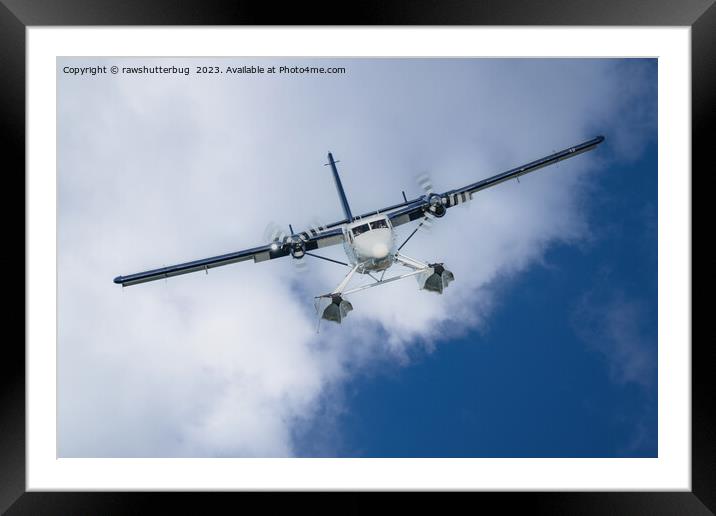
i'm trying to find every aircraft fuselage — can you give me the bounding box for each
[343,214,397,272]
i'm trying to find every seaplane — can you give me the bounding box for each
[114,136,605,324]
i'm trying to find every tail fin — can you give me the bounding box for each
[327,152,353,221]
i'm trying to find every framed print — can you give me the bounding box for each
[5,0,711,513]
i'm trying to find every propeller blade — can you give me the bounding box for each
[416,173,434,195]
[263,221,287,245]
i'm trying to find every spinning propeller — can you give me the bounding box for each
[263,221,310,274]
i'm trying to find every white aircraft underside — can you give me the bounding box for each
[114,137,605,326]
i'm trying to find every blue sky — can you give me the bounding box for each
[57,57,657,457]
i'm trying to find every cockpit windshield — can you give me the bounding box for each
[351,223,370,237]
[370,219,389,230]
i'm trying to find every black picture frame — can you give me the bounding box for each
[4,1,709,513]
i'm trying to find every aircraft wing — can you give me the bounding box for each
[389,136,605,228]
[387,199,433,227]
[114,227,345,287]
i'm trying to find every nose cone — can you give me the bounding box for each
[352,227,393,261]
[371,242,389,258]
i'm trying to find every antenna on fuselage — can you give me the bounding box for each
[325,152,353,221]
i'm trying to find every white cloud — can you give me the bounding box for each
[57,58,654,456]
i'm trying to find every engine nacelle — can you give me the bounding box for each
[426,193,447,218]
[417,263,454,294]
[289,238,306,259]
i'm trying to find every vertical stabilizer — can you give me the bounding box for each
[327,152,353,221]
